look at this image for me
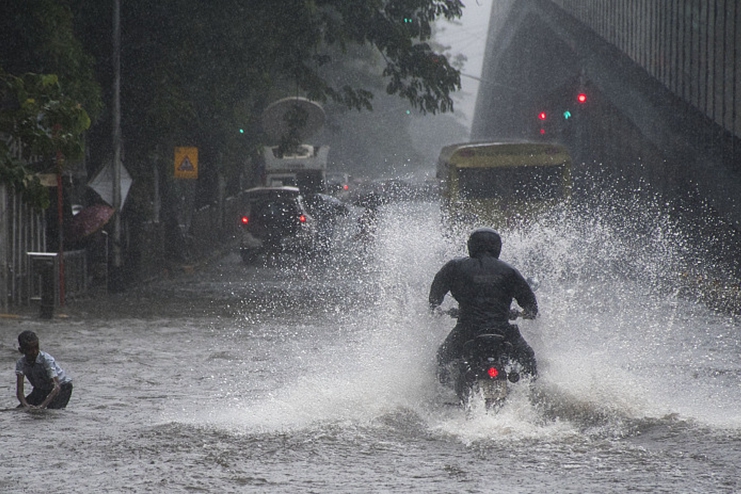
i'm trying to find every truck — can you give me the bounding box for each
[262,143,329,195]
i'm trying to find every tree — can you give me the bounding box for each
[245,0,464,114]
[62,0,465,273]
[69,0,464,183]
[0,69,91,209]
[0,0,102,119]
[315,42,468,179]
[0,0,100,209]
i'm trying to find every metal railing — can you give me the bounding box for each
[1,130,92,310]
[0,184,47,311]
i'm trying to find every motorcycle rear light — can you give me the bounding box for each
[240,216,249,225]
[299,214,307,223]
[487,367,499,379]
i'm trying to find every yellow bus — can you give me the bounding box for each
[437,141,572,230]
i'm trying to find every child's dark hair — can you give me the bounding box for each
[18,330,39,351]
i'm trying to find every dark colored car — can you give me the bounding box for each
[238,186,318,264]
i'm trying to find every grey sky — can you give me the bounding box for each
[435,0,493,130]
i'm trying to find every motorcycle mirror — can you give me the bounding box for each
[526,277,540,292]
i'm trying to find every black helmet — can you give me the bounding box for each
[467,228,502,258]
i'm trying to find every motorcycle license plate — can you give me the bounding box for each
[478,379,508,403]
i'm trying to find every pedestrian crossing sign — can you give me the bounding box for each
[174,147,198,179]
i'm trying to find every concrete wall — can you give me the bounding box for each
[550,0,741,141]
[473,0,741,233]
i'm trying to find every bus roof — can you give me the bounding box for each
[437,141,571,169]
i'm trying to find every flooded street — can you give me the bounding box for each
[2,201,741,493]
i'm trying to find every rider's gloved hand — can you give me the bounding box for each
[431,306,458,318]
[510,309,536,320]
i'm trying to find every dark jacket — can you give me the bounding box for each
[429,253,538,329]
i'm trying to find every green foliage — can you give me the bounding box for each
[0,69,91,209]
[1,71,91,160]
[0,0,102,119]
[62,0,465,207]
[245,0,464,114]
[0,0,100,209]
[0,153,50,210]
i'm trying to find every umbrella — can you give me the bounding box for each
[66,204,115,241]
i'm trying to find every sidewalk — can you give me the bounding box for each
[0,238,240,322]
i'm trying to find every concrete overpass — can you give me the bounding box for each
[472,0,741,234]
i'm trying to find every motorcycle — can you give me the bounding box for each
[437,307,528,411]
[435,277,539,411]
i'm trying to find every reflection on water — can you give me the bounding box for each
[1,198,740,493]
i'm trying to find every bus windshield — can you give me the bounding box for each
[458,163,567,201]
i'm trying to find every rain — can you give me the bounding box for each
[2,1,741,493]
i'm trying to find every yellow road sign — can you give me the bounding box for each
[174,147,198,179]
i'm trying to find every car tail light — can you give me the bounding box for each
[240,216,249,225]
[299,214,307,223]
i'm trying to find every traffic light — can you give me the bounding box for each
[537,111,547,135]
[561,93,587,122]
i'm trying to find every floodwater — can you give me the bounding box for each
[2,199,740,493]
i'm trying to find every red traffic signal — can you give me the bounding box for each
[538,111,547,120]
[577,93,587,104]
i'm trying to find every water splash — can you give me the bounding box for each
[183,194,741,436]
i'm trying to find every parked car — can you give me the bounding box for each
[238,186,318,264]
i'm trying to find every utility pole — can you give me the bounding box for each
[54,127,65,306]
[110,0,123,292]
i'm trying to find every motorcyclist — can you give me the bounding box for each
[429,228,539,377]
